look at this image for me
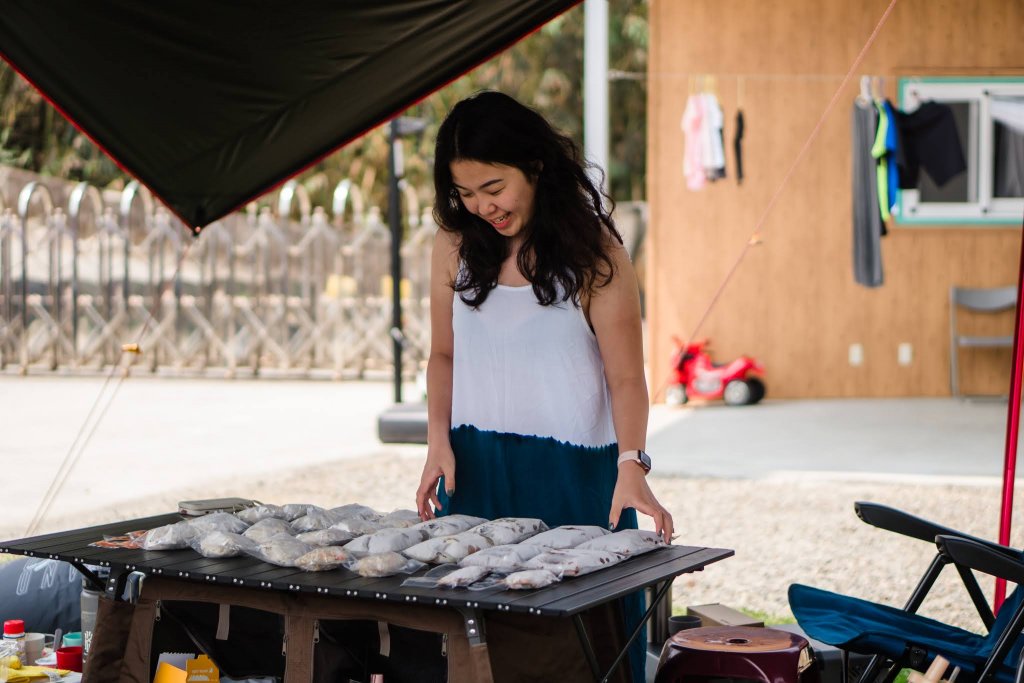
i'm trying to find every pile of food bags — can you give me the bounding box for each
[129,503,668,585]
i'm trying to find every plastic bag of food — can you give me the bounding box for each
[243,518,295,543]
[413,514,488,539]
[473,518,548,545]
[291,509,341,533]
[329,503,380,520]
[331,517,389,535]
[296,528,356,547]
[576,529,667,557]
[295,546,352,572]
[437,565,491,588]
[403,531,493,564]
[459,544,544,571]
[379,509,424,528]
[344,527,429,556]
[248,533,314,567]
[142,521,197,550]
[503,569,559,590]
[347,551,426,578]
[525,548,623,577]
[236,504,287,524]
[521,525,609,550]
[282,503,320,521]
[190,531,259,559]
[188,511,250,535]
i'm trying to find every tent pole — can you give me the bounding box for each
[388,119,403,404]
[996,221,1024,610]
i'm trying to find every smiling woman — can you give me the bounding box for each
[415,91,672,683]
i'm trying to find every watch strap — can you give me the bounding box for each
[617,449,651,472]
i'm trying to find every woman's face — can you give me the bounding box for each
[450,159,536,243]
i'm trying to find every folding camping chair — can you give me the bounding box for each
[788,502,1024,683]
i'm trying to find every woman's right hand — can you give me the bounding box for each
[416,443,456,520]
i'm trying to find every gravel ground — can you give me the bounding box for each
[2,450,1018,635]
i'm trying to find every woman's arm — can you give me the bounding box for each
[416,228,460,520]
[588,240,675,542]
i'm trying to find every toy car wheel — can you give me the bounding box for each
[723,379,753,406]
[747,377,766,404]
[666,384,688,405]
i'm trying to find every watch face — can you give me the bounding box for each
[638,451,652,470]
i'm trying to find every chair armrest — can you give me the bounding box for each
[856,502,1015,556]
[936,535,1024,585]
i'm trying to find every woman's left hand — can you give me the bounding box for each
[609,463,674,543]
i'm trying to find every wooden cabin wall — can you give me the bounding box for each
[647,0,1024,399]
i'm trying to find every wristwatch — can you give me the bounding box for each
[617,449,651,474]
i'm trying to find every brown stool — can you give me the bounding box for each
[655,626,817,683]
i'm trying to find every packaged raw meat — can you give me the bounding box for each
[188,512,250,535]
[521,525,609,549]
[295,546,352,572]
[458,544,544,571]
[243,518,294,543]
[249,533,314,567]
[142,521,197,550]
[437,565,490,588]
[331,517,389,535]
[291,509,341,533]
[380,509,422,527]
[348,551,425,578]
[282,503,320,521]
[236,504,287,524]
[576,529,667,557]
[503,569,559,590]
[412,514,488,539]
[473,518,548,545]
[404,532,494,564]
[343,527,429,555]
[329,503,380,520]
[190,531,259,558]
[525,548,623,577]
[296,528,356,547]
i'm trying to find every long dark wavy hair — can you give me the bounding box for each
[433,91,621,308]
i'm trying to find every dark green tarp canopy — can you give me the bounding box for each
[0,1,578,228]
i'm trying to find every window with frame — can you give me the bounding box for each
[897,77,1024,226]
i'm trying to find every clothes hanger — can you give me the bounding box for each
[857,75,872,105]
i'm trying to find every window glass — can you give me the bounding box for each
[918,100,971,203]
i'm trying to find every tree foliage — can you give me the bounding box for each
[0,1,648,211]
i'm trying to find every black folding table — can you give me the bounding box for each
[1,514,733,682]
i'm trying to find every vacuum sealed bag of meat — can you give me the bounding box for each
[296,528,357,547]
[412,514,488,539]
[190,531,259,559]
[459,544,544,571]
[248,533,314,567]
[331,517,390,535]
[403,531,493,564]
[236,504,287,524]
[295,546,352,572]
[436,565,491,588]
[521,525,610,550]
[343,527,429,556]
[243,518,295,544]
[503,569,560,590]
[329,503,380,520]
[525,548,623,577]
[379,509,423,528]
[291,508,342,533]
[142,521,197,550]
[282,503,321,521]
[347,551,425,578]
[576,529,667,557]
[473,518,548,545]
[188,511,250,535]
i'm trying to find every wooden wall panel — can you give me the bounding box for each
[647,0,1024,399]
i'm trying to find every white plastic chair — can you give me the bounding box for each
[949,285,1017,397]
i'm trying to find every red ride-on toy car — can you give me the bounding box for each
[666,337,765,406]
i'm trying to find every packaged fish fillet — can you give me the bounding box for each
[521,525,610,550]
[576,529,667,557]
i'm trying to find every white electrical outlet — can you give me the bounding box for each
[898,343,913,366]
[848,343,864,367]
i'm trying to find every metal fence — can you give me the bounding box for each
[0,177,435,379]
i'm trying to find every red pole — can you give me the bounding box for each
[995,223,1024,611]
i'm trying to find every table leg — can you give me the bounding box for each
[573,613,603,680]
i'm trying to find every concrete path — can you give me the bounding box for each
[648,397,1012,482]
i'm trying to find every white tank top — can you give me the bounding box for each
[450,282,617,448]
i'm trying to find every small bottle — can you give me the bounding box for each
[3,619,26,665]
[80,578,101,659]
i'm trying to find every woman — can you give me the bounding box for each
[416,91,673,682]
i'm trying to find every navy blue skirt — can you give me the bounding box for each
[437,425,645,683]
